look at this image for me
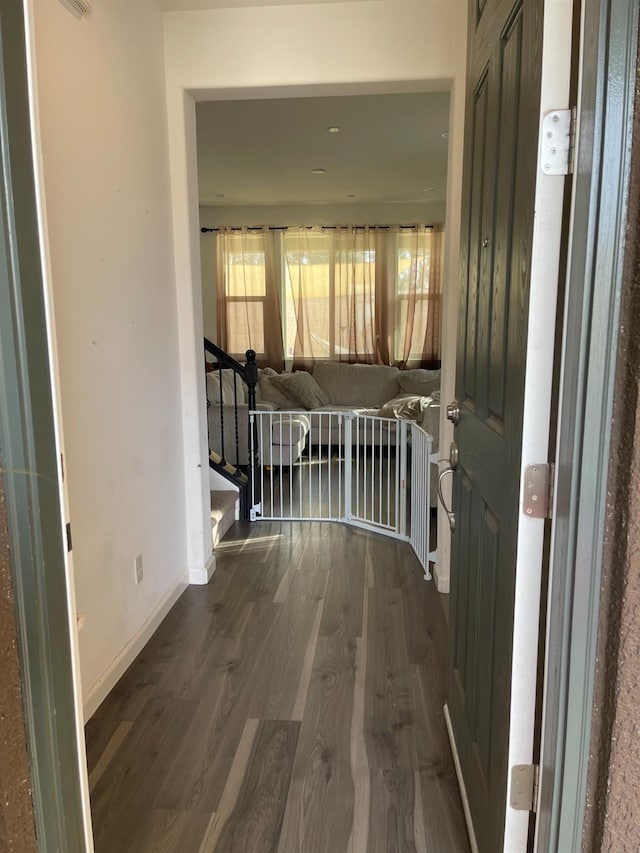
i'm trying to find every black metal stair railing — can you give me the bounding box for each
[204,337,260,520]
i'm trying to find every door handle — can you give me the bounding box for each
[449,441,459,470]
[438,467,456,533]
[446,399,460,426]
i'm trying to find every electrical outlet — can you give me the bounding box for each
[134,553,143,585]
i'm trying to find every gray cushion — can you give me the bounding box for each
[258,373,295,408]
[269,371,329,409]
[398,368,440,397]
[312,361,400,406]
[206,369,245,406]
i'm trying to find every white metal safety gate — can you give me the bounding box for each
[250,410,436,577]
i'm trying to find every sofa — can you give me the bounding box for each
[206,361,440,469]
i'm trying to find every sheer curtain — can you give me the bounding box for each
[283,226,390,369]
[394,225,443,367]
[216,227,284,369]
[214,224,443,370]
[283,225,442,370]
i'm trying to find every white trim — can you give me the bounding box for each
[504,1,574,849]
[83,581,187,720]
[444,703,479,853]
[432,560,450,593]
[23,0,94,846]
[190,552,216,585]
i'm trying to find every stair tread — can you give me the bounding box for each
[210,490,238,521]
[209,451,249,485]
[210,490,238,547]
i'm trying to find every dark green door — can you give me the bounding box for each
[447,0,544,850]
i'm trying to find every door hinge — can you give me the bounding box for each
[540,107,576,176]
[510,764,540,812]
[66,522,72,552]
[523,463,554,519]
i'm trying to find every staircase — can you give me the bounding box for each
[204,338,259,523]
[210,489,239,548]
[208,450,249,519]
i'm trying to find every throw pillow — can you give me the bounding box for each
[206,369,242,406]
[269,371,329,410]
[379,393,428,422]
[258,374,296,408]
[398,368,440,397]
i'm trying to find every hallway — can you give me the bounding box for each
[86,521,470,852]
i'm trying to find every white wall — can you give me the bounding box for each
[163,0,467,589]
[32,0,189,715]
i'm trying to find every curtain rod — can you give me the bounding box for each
[200,224,432,234]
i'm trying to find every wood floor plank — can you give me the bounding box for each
[91,697,198,852]
[362,587,417,770]
[88,721,132,792]
[351,594,369,772]
[409,663,451,771]
[366,535,411,589]
[152,600,278,813]
[123,809,212,853]
[248,589,322,720]
[320,528,366,638]
[291,600,325,721]
[400,566,446,666]
[87,523,470,853]
[409,666,470,850]
[367,769,418,853]
[350,768,371,853]
[202,719,299,853]
[199,717,260,851]
[89,656,172,728]
[278,636,357,853]
[85,714,122,777]
[413,772,428,853]
[418,768,471,853]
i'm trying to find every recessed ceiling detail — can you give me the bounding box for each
[195,92,450,208]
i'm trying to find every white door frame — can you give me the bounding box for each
[536,0,639,847]
[501,0,575,849]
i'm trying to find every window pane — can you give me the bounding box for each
[227,300,264,355]
[335,241,376,356]
[226,235,266,297]
[396,233,431,295]
[396,296,437,361]
[335,291,376,356]
[284,233,331,358]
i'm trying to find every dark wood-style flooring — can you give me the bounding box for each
[86,521,470,852]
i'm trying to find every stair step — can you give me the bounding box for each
[211,490,238,548]
[209,451,249,485]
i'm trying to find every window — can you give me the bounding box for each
[216,229,284,367]
[220,232,267,358]
[283,231,331,360]
[394,228,442,364]
[283,229,378,363]
[214,225,442,370]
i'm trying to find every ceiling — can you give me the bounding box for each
[195,92,450,208]
[157,0,375,10]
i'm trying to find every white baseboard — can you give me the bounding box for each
[444,703,479,853]
[433,561,450,593]
[189,551,216,585]
[83,580,187,721]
